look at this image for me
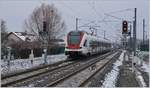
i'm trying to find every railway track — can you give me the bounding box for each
[2,53,104,87]
[1,60,76,87]
[79,51,122,87]
[47,51,121,87]
[1,59,69,79]
[1,50,119,87]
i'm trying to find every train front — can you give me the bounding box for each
[65,31,85,57]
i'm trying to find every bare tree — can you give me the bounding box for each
[1,19,8,43]
[1,19,9,58]
[24,4,66,42]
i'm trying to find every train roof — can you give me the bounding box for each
[69,30,111,43]
[88,35,111,44]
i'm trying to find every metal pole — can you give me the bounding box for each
[130,24,132,50]
[104,30,106,39]
[94,28,97,36]
[125,34,127,49]
[133,8,137,56]
[146,32,147,40]
[76,18,78,31]
[131,8,137,73]
[7,47,11,70]
[143,19,145,44]
[123,34,127,50]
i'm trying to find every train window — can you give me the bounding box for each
[69,35,80,44]
[69,32,80,44]
[89,41,93,47]
[83,40,87,47]
[100,42,102,46]
[98,42,100,46]
[90,41,101,47]
[104,43,106,47]
[96,41,98,46]
[90,41,94,47]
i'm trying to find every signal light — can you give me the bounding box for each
[43,21,47,32]
[122,20,128,34]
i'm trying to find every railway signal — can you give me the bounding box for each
[38,21,48,64]
[122,20,128,34]
[43,21,47,32]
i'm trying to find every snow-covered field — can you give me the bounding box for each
[133,56,148,87]
[135,52,149,87]
[102,50,125,87]
[1,54,67,75]
[136,51,149,73]
[137,51,149,59]
[141,62,149,73]
[132,51,149,87]
[135,70,146,87]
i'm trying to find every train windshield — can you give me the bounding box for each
[69,32,80,44]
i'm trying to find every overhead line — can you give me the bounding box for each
[106,8,134,14]
[104,13,123,21]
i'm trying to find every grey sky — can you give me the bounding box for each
[0,0,149,42]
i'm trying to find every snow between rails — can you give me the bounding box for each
[102,50,125,87]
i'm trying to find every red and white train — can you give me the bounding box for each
[65,31,112,57]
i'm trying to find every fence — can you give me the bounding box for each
[1,46,65,59]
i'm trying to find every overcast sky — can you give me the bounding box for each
[0,0,149,42]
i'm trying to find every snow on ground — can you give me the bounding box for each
[131,51,148,87]
[136,51,149,73]
[135,71,146,87]
[141,62,149,73]
[1,54,67,75]
[134,55,149,87]
[102,50,125,87]
[137,51,149,59]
